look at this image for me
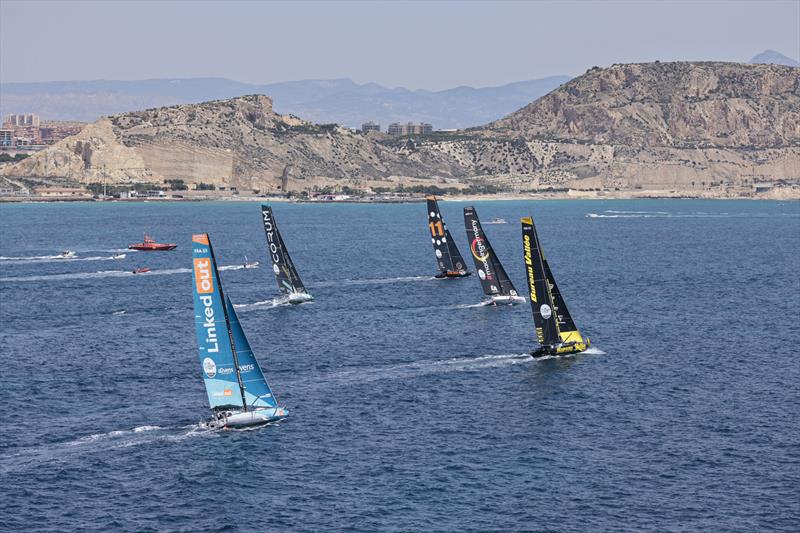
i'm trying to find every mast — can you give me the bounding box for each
[208,237,248,412]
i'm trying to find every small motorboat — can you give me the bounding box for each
[243,256,260,269]
[132,267,151,274]
[128,234,177,251]
[434,269,471,279]
[60,250,76,258]
[486,217,507,224]
[112,253,126,259]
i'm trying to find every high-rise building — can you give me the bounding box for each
[361,121,380,133]
[3,114,40,127]
[387,122,433,136]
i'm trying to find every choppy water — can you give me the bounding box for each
[1,200,798,532]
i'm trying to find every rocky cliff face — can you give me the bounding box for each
[5,63,799,195]
[403,62,800,192]
[2,95,459,191]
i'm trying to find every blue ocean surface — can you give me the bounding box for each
[0,199,798,532]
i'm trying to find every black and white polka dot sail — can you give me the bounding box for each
[426,196,468,275]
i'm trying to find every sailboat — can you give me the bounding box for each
[261,205,313,303]
[191,233,288,429]
[426,196,471,278]
[520,217,591,357]
[464,206,525,305]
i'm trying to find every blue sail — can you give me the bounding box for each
[191,234,243,409]
[224,295,278,409]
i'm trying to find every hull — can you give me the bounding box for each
[287,292,314,304]
[435,270,471,279]
[531,339,591,358]
[129,244,177,251]
[207,407,289,430]
[487,294,526,305]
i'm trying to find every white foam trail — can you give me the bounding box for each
[604,210,669,215]
[581,347,606,355]
[234,297,286,311]
[311,275,433,288]
[0,264,244,283]
[455,301,495,309]
[321,353,533,386]
[0,424,215,473]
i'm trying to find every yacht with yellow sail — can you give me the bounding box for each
[520,217,590,357]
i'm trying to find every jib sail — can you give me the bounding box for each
[223,295,278,409]
[464,206,518,296]
[520,218,561,346]
[543,258,586,345]
[191,233,246,410]
[261,205,306,295]
[427,196,468,274]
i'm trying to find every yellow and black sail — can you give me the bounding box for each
[521,216,589,356]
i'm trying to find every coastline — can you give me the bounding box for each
[2,187,798,204]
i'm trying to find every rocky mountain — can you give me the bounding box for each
[0,76,569,129]
[401,62,800,193]
[5,62,798,197]
[750,50,800,68]
[2,95,461,192]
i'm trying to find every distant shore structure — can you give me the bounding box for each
[1,113,85,149]
[361,121,380,133]
[388,122,433,136]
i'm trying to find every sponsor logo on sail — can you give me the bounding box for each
[523,234,537,302]
[540,304,552,319]
[262,208,282,267]
[203,357,216,378]
[194,258,214,294]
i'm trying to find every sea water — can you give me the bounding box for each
[0,199,798,531]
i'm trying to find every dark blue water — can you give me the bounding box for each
[1,200,798,532]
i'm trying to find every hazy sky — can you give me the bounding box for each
[1,0,798,89]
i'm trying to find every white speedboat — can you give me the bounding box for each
[487,217,507,224]
[60,250,77,258]
[243,256,259,269]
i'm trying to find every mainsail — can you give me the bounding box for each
[464,206,518,296]
[520,217,561,346]
[520,217,588,348]
[261,205,307,295]
[426,196,468,274]
[192,233,276,412]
